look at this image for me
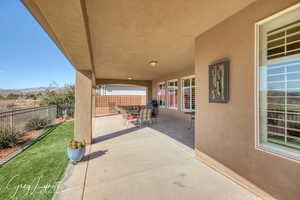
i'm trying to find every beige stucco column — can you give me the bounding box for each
[75,70,95,144]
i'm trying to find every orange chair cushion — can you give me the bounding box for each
[127,115,135,120]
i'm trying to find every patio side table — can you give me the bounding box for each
[184,111,195,129]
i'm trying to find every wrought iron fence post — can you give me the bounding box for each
[10,110,14,134]
[47,106,49,121]
[56,104,59,119]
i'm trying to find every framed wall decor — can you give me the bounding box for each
[209,60,229,103]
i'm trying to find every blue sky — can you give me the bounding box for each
[0,0,74,89]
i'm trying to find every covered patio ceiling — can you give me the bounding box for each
[22,0,255,80]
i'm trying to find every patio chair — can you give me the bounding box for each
[137,108,152,127]
[151,107,159,124]
[184,111,195,130]
[108,102,117,114]
[119,107,138,127]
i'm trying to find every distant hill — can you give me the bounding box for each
[0,87,57,96]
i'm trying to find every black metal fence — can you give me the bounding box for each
[0,105,58,134]
[57,104,74,118]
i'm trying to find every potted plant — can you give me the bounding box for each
[67,140,86,164]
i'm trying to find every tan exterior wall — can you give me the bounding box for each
[75,70,95,144]
[195,1,300,200]
[95,95,146,116]
[152,68,194,120]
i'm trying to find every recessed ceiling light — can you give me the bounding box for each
[149,60,158,67]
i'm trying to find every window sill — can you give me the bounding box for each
[167,107,178,110]
[182,109,195,112]
[256,143,300,163]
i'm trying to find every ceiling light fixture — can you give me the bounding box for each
[149,60,158,67]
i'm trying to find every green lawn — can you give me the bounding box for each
[0,121,74,200]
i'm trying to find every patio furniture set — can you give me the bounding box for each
[117,105,159,128]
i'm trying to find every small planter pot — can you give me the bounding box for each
[79,146,86,160]
[67,147,85,164]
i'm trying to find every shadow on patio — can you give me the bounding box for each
[92,114,194,149]
[54,114,259,200]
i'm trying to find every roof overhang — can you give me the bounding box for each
[22,0,256,80]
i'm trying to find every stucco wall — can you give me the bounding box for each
[195,0,300,199]
[152,68,194,119]
[75,70,94,144]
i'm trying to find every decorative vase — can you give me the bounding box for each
[79,146,86,160]
[67,147,85,164]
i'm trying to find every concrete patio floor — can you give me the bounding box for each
[54,114,260,200]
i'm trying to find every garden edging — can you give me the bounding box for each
[0,120,73,166]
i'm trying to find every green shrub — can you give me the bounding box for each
[40,85,75,106]
[0,129,19,149]
[25,118,49,131]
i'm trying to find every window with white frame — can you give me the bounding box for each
[256,3,300,161]
[182,76,195,111]
[157,82,166,107]
[167,79,178,109]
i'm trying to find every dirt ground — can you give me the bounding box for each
[0,130,39,159]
